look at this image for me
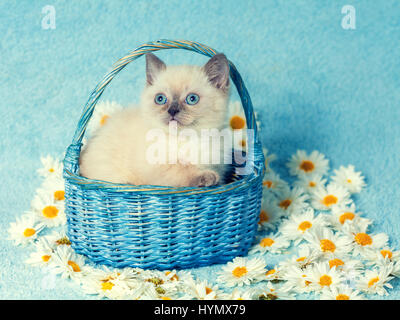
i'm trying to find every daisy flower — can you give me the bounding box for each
[320,284,364,300]
[262,147,277,172]
[357,265,394,296]
[310,183,352,211]
[293,173,327,194]
[280,208,326,245]
[262,170,289,194]
[37,178,66,202]
[25,238,54,267]
[287,150,329,177]
[31,192,66,227]
[182,278,220,300]
[364,247,400,267]
[305,261,344,293]
[249,234,291,255]
[304,226,353,257]
[228,101,247,131]
[36,155,63,180]
[48,245,87,281]
[86,100,123,135]
[343,224,389,258]
[330,203,371,231]
[331,165,366,194]
[8,214,45,246]
[220,288,254,300]
[279,244,321,271]
[320,255,364,284]
[217,256,266,287]
[275,187,309,216]
[257,195,282,231]
[279,265,313,294]
[257,282,295,300]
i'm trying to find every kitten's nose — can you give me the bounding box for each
[168,103,180,117]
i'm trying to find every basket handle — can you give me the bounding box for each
[71,39,260,146]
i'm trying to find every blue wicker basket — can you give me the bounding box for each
[63,39,265,270]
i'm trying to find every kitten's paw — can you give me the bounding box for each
[190,170,220,187]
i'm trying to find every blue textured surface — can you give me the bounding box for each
[0,0,399,299]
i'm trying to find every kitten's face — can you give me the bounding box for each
[141,54,230,129]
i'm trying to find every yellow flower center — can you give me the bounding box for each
[322,195,338,207]
[42,255,51,262]
[339,212,355,224]
[259,210,269,224]
[355,233,373,246]
[54,190,65,201]
[23,228,36,237]
[296,256,306,262]
[279,199,292,210]
[320,239,336,252]
[101,281,114,291]
[329,258,344,269]
[309,181,316,187]
[260,238,275,247]
[100,114,110,126]
[205,287,213,295]
[230,115,246,130]
[67,260,81,272]
[266,269,276,276]
[299,160,315,172]
[42,206,59,218]
[381,250,393,259]
[336,294,350,300]
[319,275,332,287]
[368,277,379,287]
[298,221,312,232]
[232,266,248,278]
[263,180,273,188]
[49,168,54,173]
[347,179,352,183]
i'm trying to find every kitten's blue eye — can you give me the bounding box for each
[185,93,200,105]
[155,94,167,105]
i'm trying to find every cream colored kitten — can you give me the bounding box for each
[79,53,231,187]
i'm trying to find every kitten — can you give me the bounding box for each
[79,53,231,187]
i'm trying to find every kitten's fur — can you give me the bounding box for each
[79,53,231,187]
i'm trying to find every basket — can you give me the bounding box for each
[63,39,265,270]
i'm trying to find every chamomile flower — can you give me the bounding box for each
[330,203,371,231]
[257,195,282,230]
[31,192,66,227]
[310,183,352,211]
[48,245,87,281]
[293,173,327,194]
[275,187,309,216]
[262,147,277,172]
[357,265,394,296]
[37,178,65,202]
[257,282,295,300]
[8,214,45,246]
[25,238,54,267]
[320,285,364,300]
[279,265,313,294]
[305,261,344,292]
[279,244,321,271]
[304,227,353,257]
[321,255,364,282]
[280,208,326,244]
[287,150,329,177]
[183,278,220,300]
[262,171,289,194]
[81,267,137,300]
[86,100,123,135]
[249,234,291,255]
[343,224,389,258]
[217,256,266,287]
[228,101,247,131]
[364,247,400,267]
[331,165,366,194]
[36,155,63,179]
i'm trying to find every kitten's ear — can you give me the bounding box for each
[145,53,166,85]
[203,53,230,91]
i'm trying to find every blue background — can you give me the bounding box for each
[0,0,399,299]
